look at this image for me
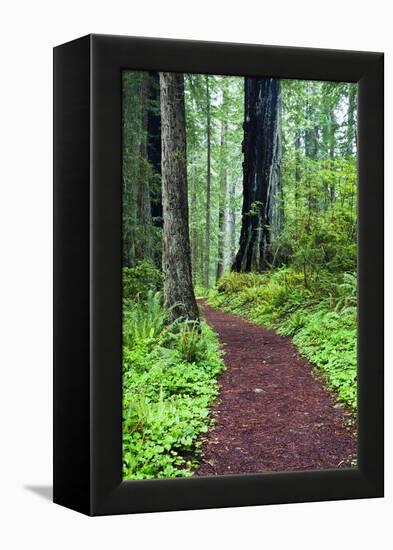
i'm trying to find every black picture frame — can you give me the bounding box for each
[53,34,384,516]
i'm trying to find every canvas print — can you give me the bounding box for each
[122,71,357,480]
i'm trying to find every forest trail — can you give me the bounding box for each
[196,300,357,475]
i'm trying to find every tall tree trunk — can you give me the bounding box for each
[304,84,319,159]
[136,74,153,261]
[147,72,162,227]
[190,156,198,284]
[204,76,211,288]
[159,72,199,323]
[329,106,337,203]
[294,131,301,205]
[198,228,204,287]
[304,84,319,214]
[226,178,237,268]
[232,77,281,272]
[270,110,283,240]
[346,85,357,156]
[216,118,228,281]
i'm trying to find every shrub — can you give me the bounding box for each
[122,296,225,480]
[123,291,166,349]
[123,261,162,301]
[160,320,207,363]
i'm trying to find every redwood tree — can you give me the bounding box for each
[204,75,212,289]
[216,117,228,281]
[147,71,162,226]
[159,72,199,323]
[233,77,281,272]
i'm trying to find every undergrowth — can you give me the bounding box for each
[122,290,225,480]
[209,268,357,410]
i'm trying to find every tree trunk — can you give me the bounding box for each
[346,85,357,156]
[159,72,199,323]
[304,84,319,213]
[190,156,198,285]
[228,179,237,266]
[204,76,211,288]
[294,131,301,203]
[216,118,228,281]
[232,77,281,272]
[147,72,162,227]
[304,85,319,159]
[329,106,337,203]
[270,110,283,240]
[136,74,153,262]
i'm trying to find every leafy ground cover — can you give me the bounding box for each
[122,287,225,480]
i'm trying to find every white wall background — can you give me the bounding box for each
[0,1,390,548]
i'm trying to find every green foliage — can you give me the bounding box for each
[122,296,225,480]
[330,272,357,313]
[210,268,357,409]
[160,320,207,364]
[122,262,162,301]
[123,290,165,348]
[273,80,357,284]
[292,308,357,408]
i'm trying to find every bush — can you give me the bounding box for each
[122,296,225,480]
[160,320,207,363]
[123,291,165,349]
[123,261,162,301]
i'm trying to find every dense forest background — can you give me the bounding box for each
[122,71,357,480]
[122,72,357,290]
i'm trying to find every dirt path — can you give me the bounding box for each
[196,300,357,476]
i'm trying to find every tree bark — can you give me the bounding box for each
[147,72,162,226]
[232,77,281,272]
[216,118,228,281]
[159,72,199,323]
[294,131,301,206]
[329,106,337,203]
[204,76,211,288]
[136,74,153,261]
[228,180,237,266]
[304,85,319,160]
[346,85,357,156]
[190,156,198,284]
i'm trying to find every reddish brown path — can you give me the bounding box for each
[196,301,357,476]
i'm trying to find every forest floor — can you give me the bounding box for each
[195,299,357,476]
